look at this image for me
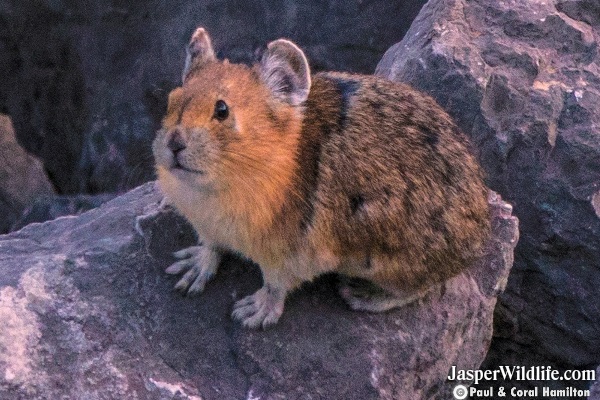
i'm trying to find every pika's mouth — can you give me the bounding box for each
[171,159,205,175]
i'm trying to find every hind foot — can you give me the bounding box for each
[338,277,424,312]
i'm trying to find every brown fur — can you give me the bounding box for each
[153,28,490,327]
[289,72,490,292]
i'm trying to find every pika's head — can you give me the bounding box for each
[153,27,311,193]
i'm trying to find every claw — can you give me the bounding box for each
[233,294,256,307]
[173,247,199,259]
[174,266,200,293]
[187,271,214,295]
[165,258,195,274]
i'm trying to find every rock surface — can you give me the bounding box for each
[10,193,116,232]
[0,0,426,194]
[590,367,600,399]
[0,114,54,234]
[0,182,518,399]
[376,0,600,392]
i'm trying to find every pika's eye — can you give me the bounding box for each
[214,100,229,121]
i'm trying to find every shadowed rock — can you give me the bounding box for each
[10,192,116,233]
[590,367,600,399]
[0,183,517,399]
[0,114,54,234]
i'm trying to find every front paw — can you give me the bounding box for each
[165,245,219,295]
[231,285,285,329]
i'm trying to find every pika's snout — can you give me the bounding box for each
[165,127,189,171]
[154,126,213,177]
[166,128,187,155]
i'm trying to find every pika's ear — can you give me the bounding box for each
[182,27,216,83]
[259,39,311,106]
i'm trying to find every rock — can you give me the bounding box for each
[0,0,426,194]
[0,182,518,399]
[590,367,600,399]
[10,193,116,232]
[376,0,600,390]
[0,114,55,234]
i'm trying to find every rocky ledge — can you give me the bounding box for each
[0,182,518,399]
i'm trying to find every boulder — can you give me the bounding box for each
[376,0,600,392]
[590,367,600,399]
[0,114,54,234]
[0,182,518,399]
[0,0,426,194]
[10,193,116,232]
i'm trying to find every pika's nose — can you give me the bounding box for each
[167,128,186,154]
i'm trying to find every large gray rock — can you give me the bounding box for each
[0,182,518,399]
[0,114,54,233]
[10,192,116,232]
[376,0,600,392]
[0,0,426,194]
[590,367,600,400]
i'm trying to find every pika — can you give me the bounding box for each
[153,27,490,329]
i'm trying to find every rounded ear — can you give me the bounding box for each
[182,27,216,83]
[259,39,311,106]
